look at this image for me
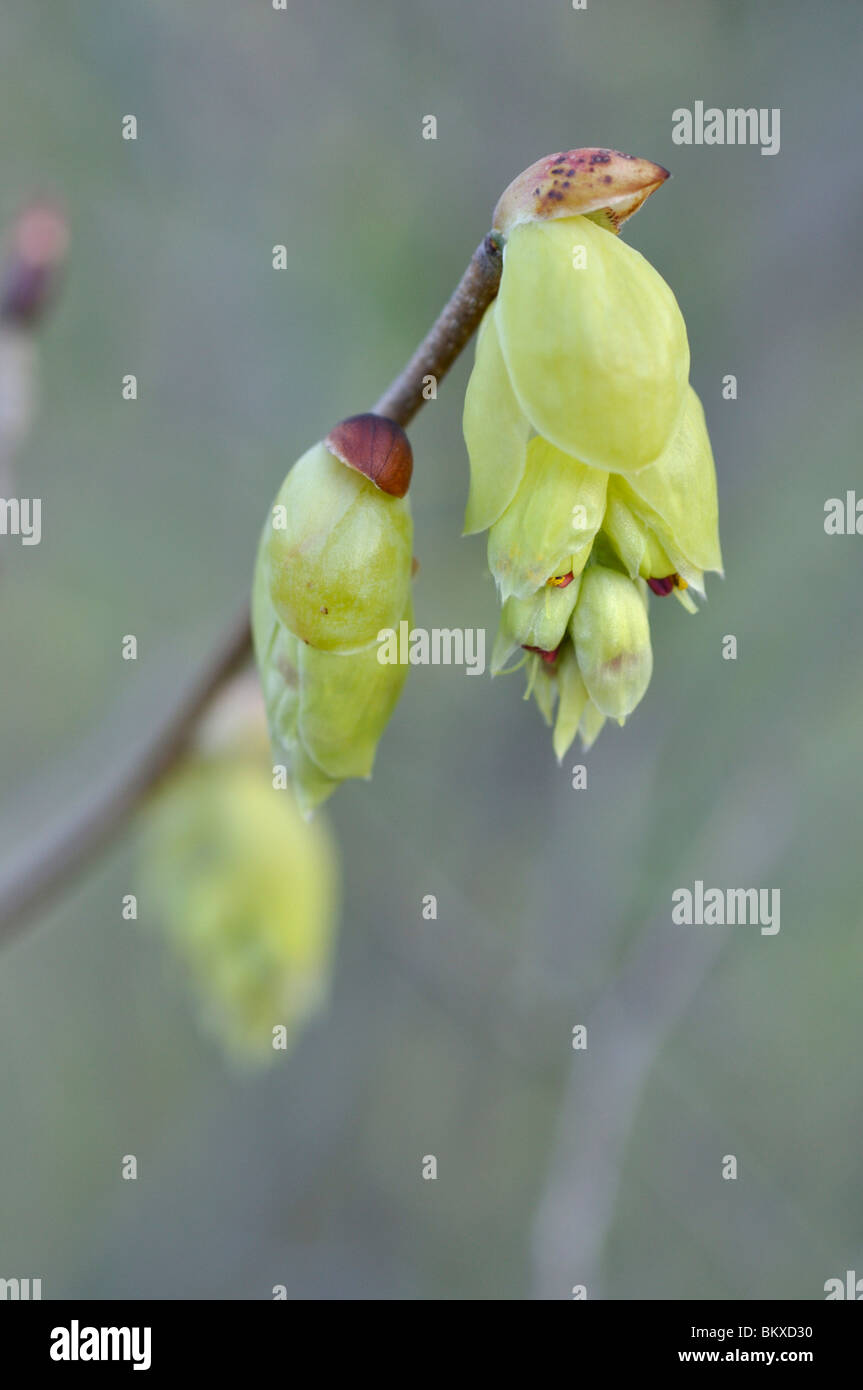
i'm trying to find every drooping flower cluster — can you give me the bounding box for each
[252,414,414,813]
[463,149,722,758]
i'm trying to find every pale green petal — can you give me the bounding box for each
[490,620,522,676]
[265,443,413,653]
[553,645,589,763]
[292,744,339,818]
[462,306,531,535]
[298,604,411,781]
[571,565,653,719]
[252,544,300,753]
[673,583,699,614]
[488,435,607,601]
[602,493,647,579]
[496,217,689,473]
[603,492,675,581]
[642,530,675,576]
[527,659,557,726]
[615,386,722,578]
[579,699,606,751]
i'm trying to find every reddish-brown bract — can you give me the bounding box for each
[492,148,669,235]
[325,413,413,498]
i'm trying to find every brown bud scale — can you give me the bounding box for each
[493,148,669,237]
[325,413,413,498]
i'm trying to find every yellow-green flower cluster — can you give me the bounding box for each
[464,156,722,758]
[140,727,339,1064]
[253,415,414,813]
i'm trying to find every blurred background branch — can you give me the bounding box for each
[0,201,67,494]
[530,761,799,1298]
[0,606,250,942]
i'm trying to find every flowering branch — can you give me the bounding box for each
[0,233,504,941]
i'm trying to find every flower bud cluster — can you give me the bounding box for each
[464,151,722,756]
[252,415,414,811]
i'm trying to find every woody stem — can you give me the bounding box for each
[373,232,503,426]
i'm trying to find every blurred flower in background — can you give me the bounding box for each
[138,676,339,1064]
[0,199,67,494]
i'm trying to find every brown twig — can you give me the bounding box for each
[0,610,252,943]
[373,233,502,426]
[0,231,504,942]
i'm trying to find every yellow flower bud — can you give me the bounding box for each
[491,578,581,673]
[297,606,411,782]
[603,491,672,580]
[253,558,410,814]
[461,151,720,760]
[570,565,653,720]
[140,753,338,1064]
[262,434,412,654]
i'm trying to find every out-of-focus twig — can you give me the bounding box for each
[0,201,67,493]
[0,609,252,944]
[529,765,798,1300]
[0,227,503,942]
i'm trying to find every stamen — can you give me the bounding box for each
[523,644,560,666]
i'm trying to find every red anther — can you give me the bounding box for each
[647,575,676,597]
[522,644,560,666]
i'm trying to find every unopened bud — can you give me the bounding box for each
[570,565,653,720]
[492,579,581,673]
[139,751,338,1063]
[493,149,670,237]
[261,426,413,654]
[253,543,410,813]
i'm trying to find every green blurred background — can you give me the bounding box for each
[1,0,861,1299]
